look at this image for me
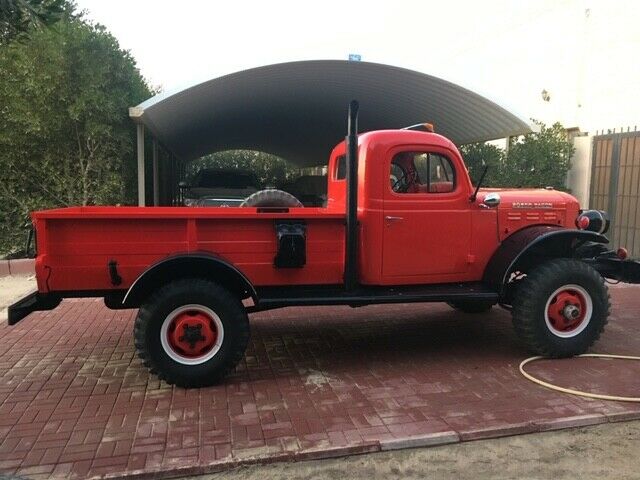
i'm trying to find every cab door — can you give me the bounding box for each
[382,147,472,281]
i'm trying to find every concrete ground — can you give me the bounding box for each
[192,420,640,480]
[0,275,35,321]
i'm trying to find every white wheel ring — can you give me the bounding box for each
[544,284,593,338]
[160,304,224,365]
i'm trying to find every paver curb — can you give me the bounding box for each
[380,430,460,451]
[604,410,640,423]
[293,442,380,461]
[458,421,538,442]
[534,413,608,432]
[93,443,381,480]
[0,258,34,276]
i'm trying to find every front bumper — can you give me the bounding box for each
[7,291,61,325]
[585,257,640,284]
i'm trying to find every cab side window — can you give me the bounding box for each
[390,152,455,194]
[335,155,346,180]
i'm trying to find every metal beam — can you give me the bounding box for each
[137,124,145,206]
[152,139,159,206]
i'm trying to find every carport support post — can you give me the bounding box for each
[137,124,146,206]
[152,139,159,206]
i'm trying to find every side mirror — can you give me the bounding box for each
[483,192,501,208]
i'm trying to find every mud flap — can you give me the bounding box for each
[7,291,61,325]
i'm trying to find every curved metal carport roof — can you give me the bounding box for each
[130,60,531,205]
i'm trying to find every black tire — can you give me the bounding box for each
[447,300,494,313]
[511,259,610,357]
[133,278,250,388]
[241,189,303,207]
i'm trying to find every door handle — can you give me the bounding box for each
[385,215,403,223]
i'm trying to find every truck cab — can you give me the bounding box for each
[326,129,579,286]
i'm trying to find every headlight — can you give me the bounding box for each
[576,210,609,234]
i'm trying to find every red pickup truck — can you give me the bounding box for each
[10,102,640,387]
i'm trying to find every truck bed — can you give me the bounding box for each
[32,206,345,293]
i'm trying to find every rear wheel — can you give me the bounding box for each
[448,300,494,314]
[511,259,610,357]
[134,278,250,387]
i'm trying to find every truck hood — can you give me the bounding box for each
[476,188,581,239]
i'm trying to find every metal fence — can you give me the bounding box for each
[589,128,640,257]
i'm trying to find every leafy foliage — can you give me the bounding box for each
[187,150,301,189]
[0,0,66,44]
[458,141,504,187]
[460,121,574,190]
[502,122,575,190]
[0,10,151,255]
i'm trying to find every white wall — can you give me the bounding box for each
[566,135,593,207]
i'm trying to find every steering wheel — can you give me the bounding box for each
[391,169,417,193]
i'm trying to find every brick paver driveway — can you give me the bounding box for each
[1,286,639,479]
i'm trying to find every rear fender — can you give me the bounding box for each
[483,226,609,296]
[122,253,257,308]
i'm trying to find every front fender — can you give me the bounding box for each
[483,226,609,295]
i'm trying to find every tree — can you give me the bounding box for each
[502,121,575,190]
[459,121,574,190]
[0,11,151,255]
[0,0,66,44]
[458,142,504,186]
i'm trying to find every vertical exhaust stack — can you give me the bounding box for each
[344,100,359,291]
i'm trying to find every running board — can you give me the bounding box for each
[252,282,499,312]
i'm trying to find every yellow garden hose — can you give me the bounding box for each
[519,354,640,402]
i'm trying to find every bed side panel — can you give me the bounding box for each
[37,215,344,292]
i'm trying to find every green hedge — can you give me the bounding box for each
[460,121,574,190]
[0,8,151,256]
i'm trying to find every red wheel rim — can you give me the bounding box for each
[166,308,218,358]
[546,288,588,333]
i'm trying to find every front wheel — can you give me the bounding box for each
[511,259,610,357]
[134,278,250,387]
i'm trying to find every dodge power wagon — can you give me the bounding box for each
[9,102,640,387]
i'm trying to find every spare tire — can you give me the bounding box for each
[241,189,303,208]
